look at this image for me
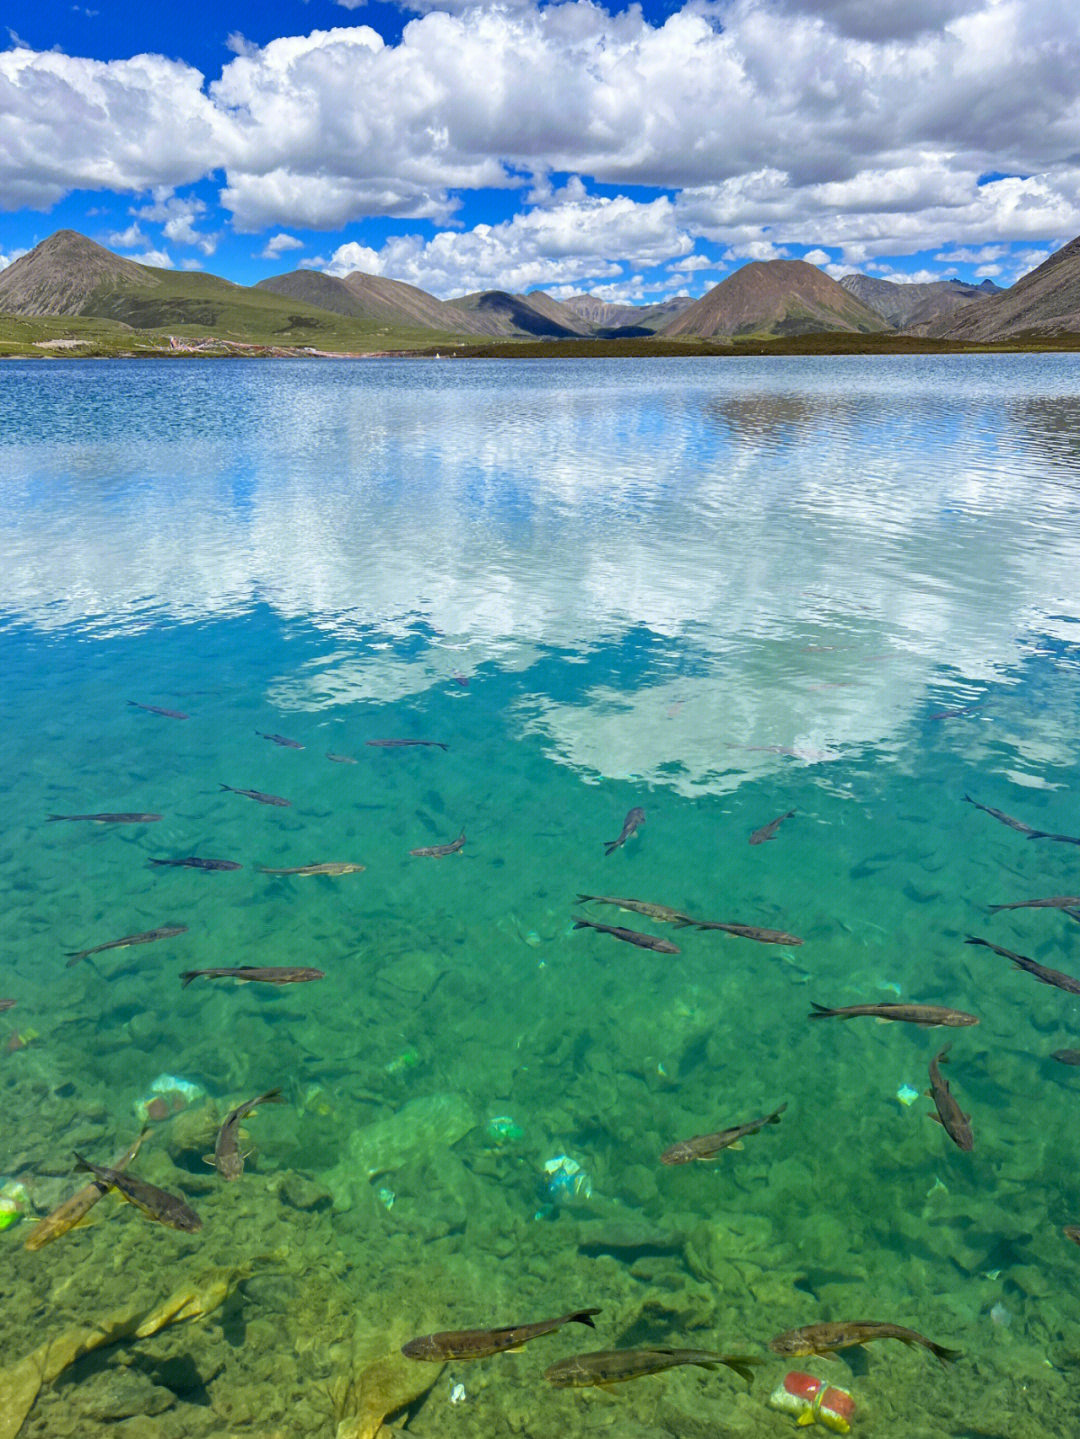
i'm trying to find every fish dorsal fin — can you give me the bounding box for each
[201,1154,216,1166]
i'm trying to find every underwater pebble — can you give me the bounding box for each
[279,1171,332,1211]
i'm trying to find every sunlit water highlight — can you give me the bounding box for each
[2,354,1080,1437]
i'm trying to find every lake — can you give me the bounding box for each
[2,352,1080,1437]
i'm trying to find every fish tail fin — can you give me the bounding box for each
[437,743,449,751]
[45,815,66,822]
[179,971,199,987]
[986,904,1006,913]
[569,1308,601,1328]
[928,1342,962,1367]
[964,936,988,948]
[603,841,618,854]
[807,1002,837,1019]
[572,919,590,931]
[72,1153,92,1173]
[768,1103,788,1123]
[936,1043,952,1063]
[721,1356,762,1385]
[1025,830,1049,840]
[64,952,86,966]
[258,1087,287,1105]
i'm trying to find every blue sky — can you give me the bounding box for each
[2,0,1078,301]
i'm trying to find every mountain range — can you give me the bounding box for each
[1,228,1079,349]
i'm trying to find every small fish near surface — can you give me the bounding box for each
[769,1320,961,1368]
[180,966,324,987]
[256,731,304,748]
[690,920,804,946]
[325,752,357,764]
[46,812,163,824]
[128,700,189,719]
[808,1001,979,1027]
[926,1045,973,1152]
[258,861,366,876]
[410,830,465,858]
[25,1131,147,1251]
[604,807,645,855]
[0,998,16,1012]
[988,896,1080,913]
[965,936,1080,997]
[65,925,188,967]
[1064,1226,1080,1246]
[544,1348,761,1388]
[402,1308,601,1361]
[961,794,1040,835]
[1052,1049,1080,1066]
[660,1103,788,1165]
[572,917,680,955]
[749,809,795,845]
[575,894,693,926]
[206,1088,286,1181]
[72,1152,201,1232]
[149,857,243,871]
[220,784,291,807]
[367,738,449,751]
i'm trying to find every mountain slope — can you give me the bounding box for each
[451,289,590,338]
[839,274,1000,330]
[563,293,695,333]
[0,230,157,316]
[663,260,889,338]
[918,235,1080,340]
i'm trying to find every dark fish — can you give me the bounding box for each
[575,894,692,926]
[961,794,1040,835]
[1026,829,1080,846]
[769,1321,960,1368]
[180,966,324,986]
[0,998,16,1012]
[25,1131,147,1251]
[402,1308,600,1361]
[749,809,795,845]
[410,831,465,857]
[604,807,645,855]
[367,738,449,751]
[65,925,188,967]
[1052,1050,1080,1066]
[544,1348,761,1388]
[207,1088,286,1181]
[690,920,804,946]
[128,700,189,719]
[809,1001,978,1027]
[257,731,304,748]
[572,917,680,954]
[1065,1226,1080,1246]
[220,784,291,807]
[988,896,1080,912]
[46,812,162,824]
[258,861,366,876]
[926,1045,973,1152]
[965,936,1080,996]
[72,1153,201,1232]
[149,857,243,871]
[660,1103,787,1164]
[326,753,357,764]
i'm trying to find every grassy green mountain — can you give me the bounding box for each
[256,268,501,336]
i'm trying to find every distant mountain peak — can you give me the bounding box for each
[0,227,156,317]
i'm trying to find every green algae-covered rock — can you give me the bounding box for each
[328,1093,475,1210]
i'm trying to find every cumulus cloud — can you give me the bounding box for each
[135,194,217,254]
[260,231,305,259]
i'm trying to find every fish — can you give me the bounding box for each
[926,1045,973,1152]
[965,936,1080,996]
[256,731,304,748]
[220,784,291,807]
[1065,1226,1080,1246]
[1027,830,1080,846]
[206,1088,286,1180]
[544,1348,761,1388]
[572,917,680,954]
[409,831,465,857]
[326,753,357,764]
[258,862,366,876]
[769,1321,961,1368]
[988,896,1080,912]
[25,1131,147,1251]
[71,1153,201,1232]
[604,807,645,855]
[660,1103,788,1164]
[808,1001,979,1027]
[180,966,324,986]
[149,857,243,871]
[749,809,795,844]
[1052,1050,1080,1066]
[0,998,16,1012]
[65,925,188,967]
[961,794,1040,835]
[367,738,449,751]
[128,700,189,719]
[689,921,804,946]
[402,1308,601,1361]
[574,895,693,926]
[46,812,163,824]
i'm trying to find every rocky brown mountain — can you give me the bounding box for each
[917,235,1080,340]
[0,229,157,315]
[839,274,1000,330]
[662,260,888,338]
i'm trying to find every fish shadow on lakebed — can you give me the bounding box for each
[54,1346,215,1410]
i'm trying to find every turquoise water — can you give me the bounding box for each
[2,353,1080,1436]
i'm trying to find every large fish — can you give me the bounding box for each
[410,831,465,857]
[926,1046,973,1152]
[988,896,1080,912]
[749,809,795,845]
[575,894,693,926]
[46,812,162,824]
[808,1001,978,1027]
[769,1320,960,1368]
[207,1088,286,1180]
[220,784,291,807]
[572,917,680,954]
[326,753,357,764]
[149,857,243,871]
[180,966,324,986]
[128,700,188,719]
[71,1153,201,1232]
[402,1308,600,1361]
[544,1348,761,1388]
[965,936,1080,996]
[25,1131,147,1250]
[65,925,188,967]
[1026,829,1080,846]
[689,920,804,946]
[961,794,1040,835]
[660,1104,787,1165]
[258,862,366,876]
[368,738,449,750]
[1052,1049,1080,1066]
[256,731,304,748]
[604,807,645,855]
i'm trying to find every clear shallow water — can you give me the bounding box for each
[2,354,1080,1436]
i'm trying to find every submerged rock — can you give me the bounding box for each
[327,1093,475,1210]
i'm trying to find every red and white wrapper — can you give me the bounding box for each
[767,1370,855,1432]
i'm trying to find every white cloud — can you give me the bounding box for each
[260,231,305,259]
[106,223,144,248]
[802,247,832,265]
[129,247,174,268]
[0,247,28,270]
[134,194,217,254]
